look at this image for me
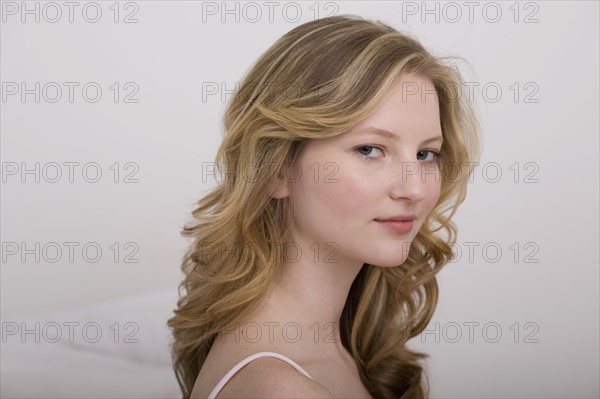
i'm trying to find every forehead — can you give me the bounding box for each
[350,73,442,136]
[390,72,439,102]
[296,73,443,157]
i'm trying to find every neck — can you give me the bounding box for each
[219,236,365,360]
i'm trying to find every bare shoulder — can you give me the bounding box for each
[218,356,334,398]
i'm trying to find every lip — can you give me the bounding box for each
[374,214,416,222]
[374,215,416,234]
[375,220,414,234]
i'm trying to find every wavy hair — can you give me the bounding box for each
[168,14,481,399]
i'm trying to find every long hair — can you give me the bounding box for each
[167,15,481,399]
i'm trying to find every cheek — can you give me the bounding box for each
[424,179,442,212]
[315,165,375,213]
[295,162,375,219]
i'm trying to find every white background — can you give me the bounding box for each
[1,1,598,398]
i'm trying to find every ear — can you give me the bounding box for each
[269,161,297,199]
[269,174,290,199]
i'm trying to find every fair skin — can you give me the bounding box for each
[191,73,443,398]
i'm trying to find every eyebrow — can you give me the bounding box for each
[359,127,444,145]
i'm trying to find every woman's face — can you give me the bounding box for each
[280,73,443,267]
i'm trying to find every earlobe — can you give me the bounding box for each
[269,161,297,199]
[270,176,290,199]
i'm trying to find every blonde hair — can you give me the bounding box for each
[168,14,481,399]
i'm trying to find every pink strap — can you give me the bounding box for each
[207,351,313,399]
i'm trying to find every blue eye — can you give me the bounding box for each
[355,145,383,158]
[417,150,441,163]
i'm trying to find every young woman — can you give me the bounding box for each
[168,15,481,399]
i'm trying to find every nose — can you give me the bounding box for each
[388,159,434,202]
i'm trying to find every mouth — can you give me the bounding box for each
[374,214,416,223]
[374,218,415,234]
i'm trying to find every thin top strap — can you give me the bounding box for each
[207,351,313,399]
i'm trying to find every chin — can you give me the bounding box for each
[365,244,412,267]
[371,259,409,268]
[366,254,410,268]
